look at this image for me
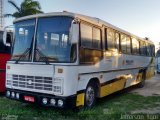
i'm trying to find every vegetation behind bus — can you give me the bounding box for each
[4,0,43,18]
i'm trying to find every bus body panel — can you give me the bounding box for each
[5,12,155,108]
[6,64,79,97]
[77,54,154,92]
[0,53,11,92]
[6,52,154,96]
[6,64,55,94]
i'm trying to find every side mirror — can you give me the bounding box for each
[6,33,12,47]
[3,33,12,47]
[70,21,79,44]
[3,25,14,47]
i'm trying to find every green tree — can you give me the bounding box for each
[4,0,43,18]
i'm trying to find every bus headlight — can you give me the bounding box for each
[50,99,56,105]
[16,93,20,99]
[11,92,15,98]
[58,99,63,107]
[42,98,48,105]
[6,91,10,97]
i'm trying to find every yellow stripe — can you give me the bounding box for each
[76,93,85,107]
[100,78,126,98]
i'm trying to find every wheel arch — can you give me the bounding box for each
[86,77,101,98]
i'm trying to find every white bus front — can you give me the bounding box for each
[6,16,80,108]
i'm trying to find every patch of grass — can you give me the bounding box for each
[0,92,160,120]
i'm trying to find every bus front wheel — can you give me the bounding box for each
[84,82,97,108]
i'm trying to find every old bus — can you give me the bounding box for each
[6,12,155,108]
[0,27,13,92]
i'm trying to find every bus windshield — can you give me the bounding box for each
[35,16,73,63]
[11,19,36,61]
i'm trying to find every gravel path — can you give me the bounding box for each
[131,74,160,96]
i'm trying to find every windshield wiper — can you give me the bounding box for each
[35,49,50,64]
[15,48,31,64]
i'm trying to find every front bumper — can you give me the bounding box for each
[6,88,77,109]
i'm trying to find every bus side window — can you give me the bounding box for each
[80,24,92,48]
[126,36,131,54]
[146,43,151,57]
[115,32,120,51]
[80,23,102,64]
[132,38,139,55]
[149,44,155,57]
[106,28,115,50]
[120,34,127,53]
[140,41,147,56]
[92,27,101,49]
[150,45,154,57]
[152,45,155,57]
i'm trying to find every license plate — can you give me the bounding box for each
[24,96,35,103]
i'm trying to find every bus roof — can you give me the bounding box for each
[13,11,154,44]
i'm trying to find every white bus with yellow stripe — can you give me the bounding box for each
[6,12,155,108]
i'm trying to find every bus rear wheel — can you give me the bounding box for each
[84,82,97,108]
[138,72,146,88]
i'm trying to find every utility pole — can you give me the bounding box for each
[0,0,4,30]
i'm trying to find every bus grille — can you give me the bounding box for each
[11,74,53,91]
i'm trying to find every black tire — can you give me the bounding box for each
[84,82,97,108]
[138,72,146,88]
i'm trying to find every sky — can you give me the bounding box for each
[4,0,160,49]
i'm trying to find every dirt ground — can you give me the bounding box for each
[131,74,160,114]
[131,74,160,96]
